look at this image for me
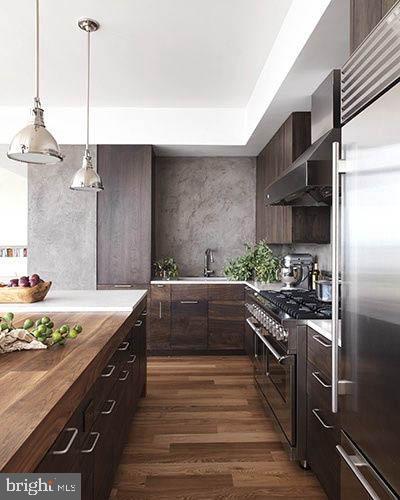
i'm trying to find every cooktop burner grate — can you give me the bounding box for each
[259,289,334,320]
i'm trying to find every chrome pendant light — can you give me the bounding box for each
[70,18,103,191]
[8,0,63,164]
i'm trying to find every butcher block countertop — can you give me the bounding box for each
[0,294,147,472]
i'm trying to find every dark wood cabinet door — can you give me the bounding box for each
[149,299,170,350]
[207,284,244,301]
[255,112,330,244]
[149,284,171,350]
[97,145,153,286]
[208,301,244,350]
[171,300,207,350]
[350,0,390,53]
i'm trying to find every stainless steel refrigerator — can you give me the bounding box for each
[332,81,400,499]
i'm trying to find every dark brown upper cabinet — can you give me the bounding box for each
[97,145,153,287]
[256,113,330,244]
[350,0,398,53]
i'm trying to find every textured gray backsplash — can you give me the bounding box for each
[28,145,97,289]
[154,157,256,276]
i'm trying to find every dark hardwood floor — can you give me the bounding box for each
[111,356,326,499]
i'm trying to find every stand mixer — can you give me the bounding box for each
[280,253,314,290]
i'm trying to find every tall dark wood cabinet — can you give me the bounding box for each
[97,145,153,287]
[350,0,398,53]
[256,113,330,244]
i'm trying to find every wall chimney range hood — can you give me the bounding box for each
[265,70,341,207]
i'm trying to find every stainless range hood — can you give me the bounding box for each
[265,128,341,206]
[265,70,341,207]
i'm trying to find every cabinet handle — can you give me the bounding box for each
[128,354,137,364]
[135,320,143,327]
[51,427,78,455]
[118,341,130,351]
[312,371,332,388]
[101,399,116,415]
[156,284,165,288]
[159,301,162,319]
[141,310,147,317]
[180,300,199,304]
[114,284,133,288]
[101,364,115,378]
[118,370,130,381]
[312,409,334,429]
[81,432,100,454]
[336,445,380,500]
[312,334,331,348]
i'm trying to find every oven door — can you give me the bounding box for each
[246,318,296,447]
[263,340,296,447]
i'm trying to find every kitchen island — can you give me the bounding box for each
[0,290,147,500]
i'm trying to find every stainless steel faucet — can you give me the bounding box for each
[204,249,215,277]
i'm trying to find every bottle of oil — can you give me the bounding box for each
[311,262,320,290]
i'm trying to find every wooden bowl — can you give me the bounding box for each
[0,281,52,303]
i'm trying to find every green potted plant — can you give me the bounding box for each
[153,257,179,280]
[224,240,279,283]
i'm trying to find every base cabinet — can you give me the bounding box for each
[36,307,147,500]
[148,284,245,353]
[306,328,340,500]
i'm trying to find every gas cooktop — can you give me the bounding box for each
[259,289,333,320]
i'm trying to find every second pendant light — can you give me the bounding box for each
[70,18,104,192]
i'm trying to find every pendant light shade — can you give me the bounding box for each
[70,18,103,192]
[8,0,62,164]
[70,149,104,191]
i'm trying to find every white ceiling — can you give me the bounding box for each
[0,0,349,156]
[0,0,292,108]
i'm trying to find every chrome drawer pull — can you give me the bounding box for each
[336,445,380,500]
[156,284,165,288]
[312,334,331,348]
[118,370,129,381]
[118,341,130,351]
[312,371,332,388]
[114,284,132,288]
[101,399,116,415]
[81,432,100,454]
[135,320,143,327]
[101,364,115,378]
[141,310,147,317]
[51,427,78,455]
[127,354,137,364]
[312,409,334,429]
[180,300,199,304]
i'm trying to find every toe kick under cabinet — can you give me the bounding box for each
[148,283,245,354]
[35,308,147,500]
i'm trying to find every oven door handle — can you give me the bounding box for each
[246,318,292,365]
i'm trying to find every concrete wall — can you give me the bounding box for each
[155,157,256,276]
[28,145,97,289]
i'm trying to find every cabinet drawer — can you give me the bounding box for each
[171,300,207,349]
[308,328,332,379]
[151,283,171,301]
[208,284,244,301]
[307,396,340,500]
[171,284,208,301]
[307,362,338,428]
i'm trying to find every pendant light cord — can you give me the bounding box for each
[86,30,91,154]
[34,0,40,105]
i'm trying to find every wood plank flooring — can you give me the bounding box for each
[111,356,326,499]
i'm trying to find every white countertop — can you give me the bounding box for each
[151,278,282,292]
[0,289,148,313]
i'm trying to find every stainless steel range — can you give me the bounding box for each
[245,287,334,466]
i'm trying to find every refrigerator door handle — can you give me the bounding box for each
[336,445,380,500]
[332,142,346,413]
